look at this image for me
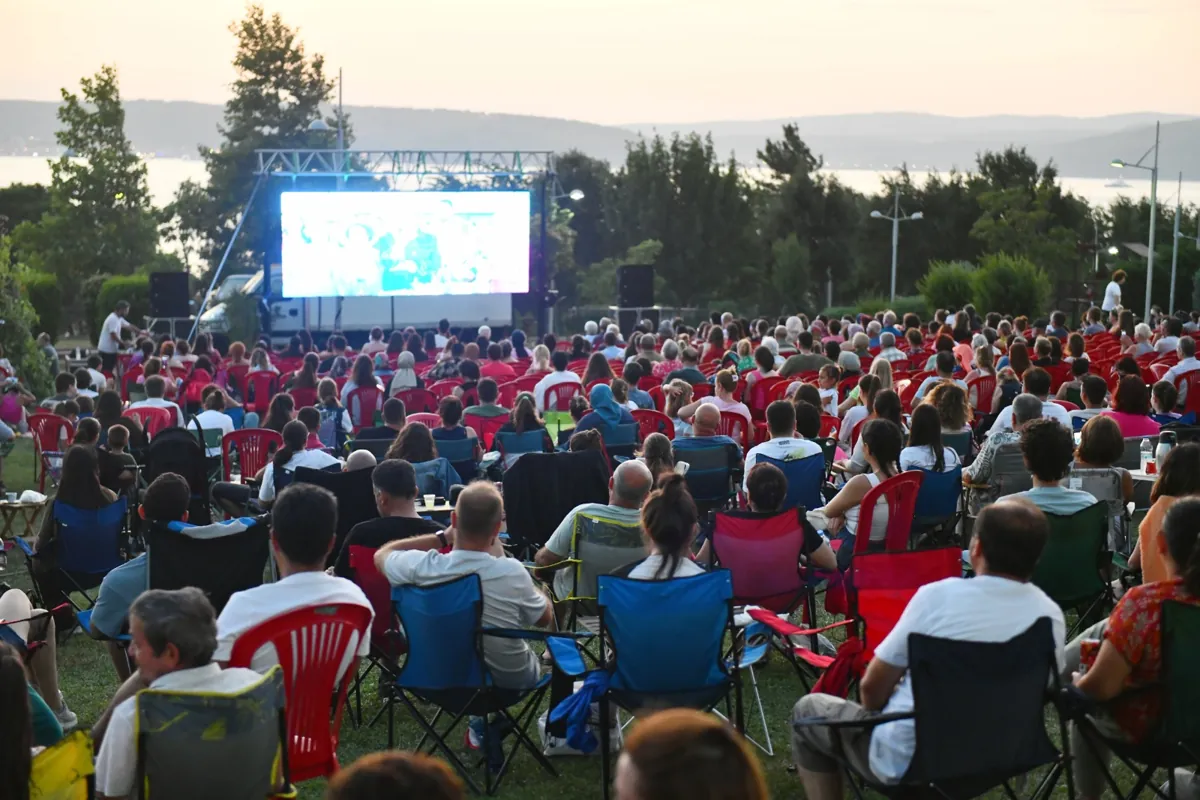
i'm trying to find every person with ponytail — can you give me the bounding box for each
[257,419,340,505]
[625,474,706,581]
[1070,496,1200,799]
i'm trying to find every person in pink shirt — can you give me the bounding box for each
[1100,376,1162,438]
[479,342,517,382]
[821,319,845,345]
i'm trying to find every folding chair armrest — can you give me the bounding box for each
[480,626,593,642]
[13,537,34,557]
[963,481,989,490]
[746,607,854,638]
[793,711,914,731]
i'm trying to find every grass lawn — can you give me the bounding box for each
[1,437,1149,798]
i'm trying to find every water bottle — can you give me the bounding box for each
[1140,437,1153,471]
[1156,431,1177,473]
[230,450,242,485]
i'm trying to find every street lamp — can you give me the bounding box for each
[1111,120,1160,321]
[568,188,586,202]
[1169,171,1199,315]
[870,186,924,302]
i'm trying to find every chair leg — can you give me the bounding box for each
[600,694,612,800]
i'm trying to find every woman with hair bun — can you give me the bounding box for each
[626,474,705,581]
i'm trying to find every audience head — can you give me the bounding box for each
[925,381,970,431]
[615,708,768,800]
[1079,375,1106,410]
[640,474,699,579]
[1009,393,1043,428]
[263,393,296,433]
[1114,375,1151,416]
[793,399,822,439]
[452,481,504,550]
[271,483,338,569]
[383,397,406,428]
[371,458,418,515]
[861,418,902,476]
[1151,443,1200,503]
[795,384,822,411]
[1076,414,1124,468]
[640,433,675,479]
[611,459,653,509]
[692,403,721,436]
[1022,366,1051,399]
[106,423,130,452]
[387,422,438,464]
[325,752,465,800]
[567,394,591,424]
[345,450,377,472]
[297,405,321,436]
[765,400,796,438]
[438,396,464,427]
[73,416,102,446]
[1152,380,1178,415]
[129,587,218,683]
[1162,498,1200,595]
[143,375,167,399]
[746,463,788,513]
[1020,418,1075,483]
[568,428,604,453]
[58,444,106,507]
[971,500,1049,581]
[318,377,340,406]
[141,472,191,523]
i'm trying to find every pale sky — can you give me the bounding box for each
[3,0,1198,125]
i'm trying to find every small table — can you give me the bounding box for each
[1129,469,1156,508]
[0,500,47,541]
[419,503,454,515]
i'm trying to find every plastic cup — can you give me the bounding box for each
[424,494,436,508]
[5,492,16,503]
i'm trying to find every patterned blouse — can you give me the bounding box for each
[1104,578,1200,742]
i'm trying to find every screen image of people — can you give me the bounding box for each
[279,191,530,298]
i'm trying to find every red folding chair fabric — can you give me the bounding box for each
[712,509,810,612]
[463,412,505,449]
[227,603,373,782]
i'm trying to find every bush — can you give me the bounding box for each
[23,271,62,339]
[820,295,926,320]
[918,261,975,313]
[94,275,151,337]
[970,253,1051,318]
[0,237,52,396]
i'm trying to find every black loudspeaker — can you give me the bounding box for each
[617,264,654,308]
[617,309,661,338]
[149,272,190,318]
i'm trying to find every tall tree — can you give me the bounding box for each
[168,5,344,280]
[0,183,51,236]
[10,66,158,283]
[554,150,615,267]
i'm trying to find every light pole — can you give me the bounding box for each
[1169,171,1199,315]
[308,67,345,169]
[1110,120,1160,321]
[870,186,924,302]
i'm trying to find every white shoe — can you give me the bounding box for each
[55,692,78,731]
[538,712,620,756]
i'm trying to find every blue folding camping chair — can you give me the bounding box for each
[911,466,963,545]
[596,423,640,467]
[494,430,547,470]
[18,498,128,612]
[434,437,479,483]
[546,569,743,799]
[389,575,579,796]
[758,453,825,511]
[672,440,739,511]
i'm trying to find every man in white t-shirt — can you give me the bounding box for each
[1164,335,1200,407]
[1156,316,1184,356]
[129,375,186,428]
[214,483,372,675]
[96,300,138,372]
[535,460,652,600]
[534,350,583,412]
[377,481,552,689]
[987,367,1072,436]
[743,401,823,491]
[913,351,968,402]
[190,390,236,458]
[790,500,1065,797]
[1101,270,1125,312]
[94,587,264,798]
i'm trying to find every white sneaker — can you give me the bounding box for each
[538,712,620,756]
[55,692,78,731]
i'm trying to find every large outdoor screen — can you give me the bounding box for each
[279,191,530,298]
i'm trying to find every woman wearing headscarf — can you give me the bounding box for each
[574,383,635,434]
[388,350,421,396]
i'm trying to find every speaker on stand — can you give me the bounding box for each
[148,272,192,337]
[615,265,657,338]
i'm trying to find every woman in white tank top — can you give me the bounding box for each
[817,418,903,570]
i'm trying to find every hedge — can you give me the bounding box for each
[918,262,975,313]
[94,275,151,337]
[23,271,62,339]
[970,253,1052,318]
[820,295,927,320]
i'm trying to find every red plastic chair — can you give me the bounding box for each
[767,379,794,405]
[899,377,923,412]
[1176,370,1200,416]
[288,387,319,408]
[967,374,997,414]
[347,386,384,431]
[746,376,788,420]
[585,378,612,394]
[690,383,714,399]
[120,367,144,402]
[853,471,925,554]
[406,412,441,428]
[636,376,659,392]
[463,412,506,449]
[240,372,280,415]
[889,359,911,373]
[498,375,541,407]
[1149,363,1173,381]
[648,385,666,412]
[396,388,438,414]
[543,382,582,412]
[126,406,174,439]
[224,364,249,395]
[1045,363,1072,393]
[718,411,751,451]
[837,375,860,398]
[818,415,840,439]
[222,428,283,482]
[27,412,73,492]
[632,409,675,442]
[1051,398,1079,411]
[850,417,867,449]
[426,380,461,399]
[227,603,373,782]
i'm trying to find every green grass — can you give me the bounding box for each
[1,437,1149,799]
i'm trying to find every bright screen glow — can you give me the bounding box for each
[280,191,530,298]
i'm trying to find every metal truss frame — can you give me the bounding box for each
[254,149,556,188]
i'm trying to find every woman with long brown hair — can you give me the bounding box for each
[582,352,615,387]
[491,392,555,465]
[340,354,383,406]
[386,421,439,464]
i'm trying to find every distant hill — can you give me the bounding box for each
[1,100,1197,178]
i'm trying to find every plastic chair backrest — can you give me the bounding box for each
[405,412,441,428]
[392,575,488,690]
[854,471,923,553]
[747,377,787,418]
[1176,370,1200,416]
[712,508,809,612]
[241,372,279,413]
[632,409,675,442]
[759,453,825,511]
[598,570,733,699]
[690,382,714,399]
[648,385,666,411]
[568,513,646,600]
[226,603,372,782]
[463,412,506,449]
[222,428,283,482]
[1051,398,1079,411]
[346,386,384,430]
[849,547,962,658]
[818,415,840,438]
[396,388,438,414]
[426,380,461,399]
[28,412,73,454]
[912,466,963,520]
[53,498,128,575]
[348,545,396,645]
[543,381,582,411]
[850,418,867,449]
[967,374,997,413]
[717,411,750,451]
[585,378,612,394]
[127,405,174,438]
[288,387,318,408]
[136,667,285,799]
[1033,502,1109,609]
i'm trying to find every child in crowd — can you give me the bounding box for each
[816,364,840,417]
[297,406,326,450]
[1151,380,1186,424]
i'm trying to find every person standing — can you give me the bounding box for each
[97,300,139,372]
[1101,269,1126,313]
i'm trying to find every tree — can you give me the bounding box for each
[167,5,345,281]
[554,150,615,267]
[0,183,50,236]
[0,237,53,397]
[10,66,158,284]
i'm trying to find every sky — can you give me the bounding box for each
[3,0,1199,125]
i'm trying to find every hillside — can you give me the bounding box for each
[1,100,1197,178]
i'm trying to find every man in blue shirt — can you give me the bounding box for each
[622,362,655,410]
[1006,418,1097,515]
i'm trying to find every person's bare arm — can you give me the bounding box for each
[373,528,451,574]
[676,399,703,420]
[1074,640,1133,701]
[859,657,906,712]
[534,544,567,568]
[807,541,837,571]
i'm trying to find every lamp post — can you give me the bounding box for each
[1110,120,1160,321]
[308,67,345,169]
[1169,172,1199,315]
[870,186,924,303]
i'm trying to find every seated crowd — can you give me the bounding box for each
[6,294,1200,799]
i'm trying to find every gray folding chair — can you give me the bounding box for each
[557,512,646,635]
[1068,467,1129,553]
[992,443,1033,498]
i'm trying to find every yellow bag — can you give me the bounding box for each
[30,730,94,800]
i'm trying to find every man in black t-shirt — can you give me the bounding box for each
[355,397,407,441]
[332,459,442,578]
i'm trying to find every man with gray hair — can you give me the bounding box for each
[964,393,1044,489]
[877,332,907,363]
[584,320,599,337]
[535,460,654,601]
[866,320,882,347]
[637,332,662,363]
[94,588,263,798]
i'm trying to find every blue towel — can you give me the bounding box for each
[548,670,610,754]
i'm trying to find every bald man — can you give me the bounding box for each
[535,460,654,600]
[672,401,744,477]
[344,449,378,472]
